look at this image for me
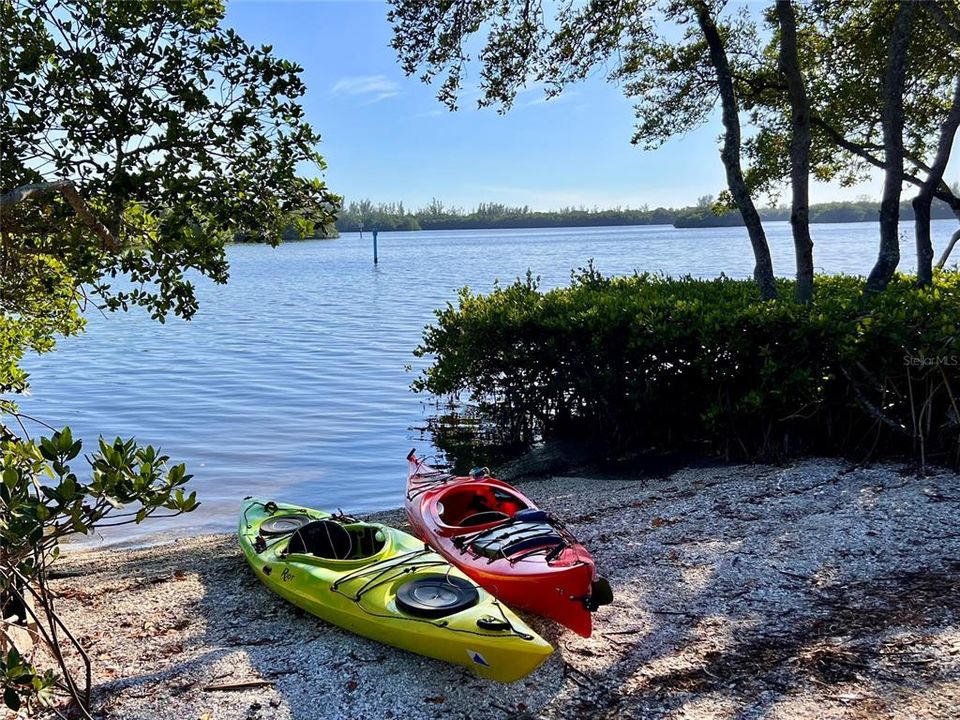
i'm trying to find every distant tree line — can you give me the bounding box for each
[335,194,956,232]
[675,193,958,228]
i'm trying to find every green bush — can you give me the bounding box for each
[415,269,960,466]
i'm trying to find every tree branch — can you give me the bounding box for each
[927,1,960,46]
[0,181,120,252]
[812,117,960,211]
[937,227,960,269]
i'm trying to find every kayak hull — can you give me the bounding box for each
[239,498,552,682]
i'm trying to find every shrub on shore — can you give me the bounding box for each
[415,269,960,467]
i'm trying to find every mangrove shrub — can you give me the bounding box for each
[415,269,960,466]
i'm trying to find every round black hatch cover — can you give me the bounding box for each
[396,574,480,618]
[259,514,313,537]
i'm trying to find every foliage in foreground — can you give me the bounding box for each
[0,428,198,714]
[416,269,960,467]
[2,0,339,415]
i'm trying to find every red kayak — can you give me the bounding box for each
[405,450,612,637]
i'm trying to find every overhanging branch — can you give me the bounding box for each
[927,1,960,46]
[0,181,120,252]
[937,227,960,269]
[812,117,960,211]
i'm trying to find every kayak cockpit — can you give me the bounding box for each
[251,510,392,566]
[434,483,530,530]
[286,520,387,560]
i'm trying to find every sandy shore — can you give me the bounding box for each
[35,459,960,719]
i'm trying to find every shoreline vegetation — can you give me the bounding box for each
[417,272,960,471]
[334,196,958,233]
[233,222,340,243]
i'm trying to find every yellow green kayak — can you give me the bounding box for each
[238,497,553,682]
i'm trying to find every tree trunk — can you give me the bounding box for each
[913,197,934,284]
[692,0,777,300]
[913,77,960,285]
[937,226,960,268]
[775,0,814,304]
[866,2,915,293]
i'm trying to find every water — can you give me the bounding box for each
[14,220,954,545]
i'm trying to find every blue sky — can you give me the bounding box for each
[224,0,957,212]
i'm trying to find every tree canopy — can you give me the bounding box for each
[1,0,338,403]
[389,0,960,294]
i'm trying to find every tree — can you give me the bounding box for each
[1,0,337,713]
[866,1,915,293]
[914,76,960,284]
[388,0,780,299]
[2,0,337,340]
[689,0,777,299]
[808,2,957,285]
[773,0,814,303]
[741,0,960,289]
[916,1,960,283]
[2,0,338,403]
[813,0,959,291]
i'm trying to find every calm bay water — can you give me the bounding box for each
[16,219,952,545]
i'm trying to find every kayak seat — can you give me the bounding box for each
[437,484,530,526]
[286,520,353,560]
[471,521,566,560]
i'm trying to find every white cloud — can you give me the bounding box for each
[361,91,400,105]
[331,75,400,100]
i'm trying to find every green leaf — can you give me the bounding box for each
[2,468,18,490]
[4,687,21,711]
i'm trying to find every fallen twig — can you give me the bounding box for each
[202,679,274,692]
[562,662,592,689]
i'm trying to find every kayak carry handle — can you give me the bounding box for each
[406,448,417,461]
